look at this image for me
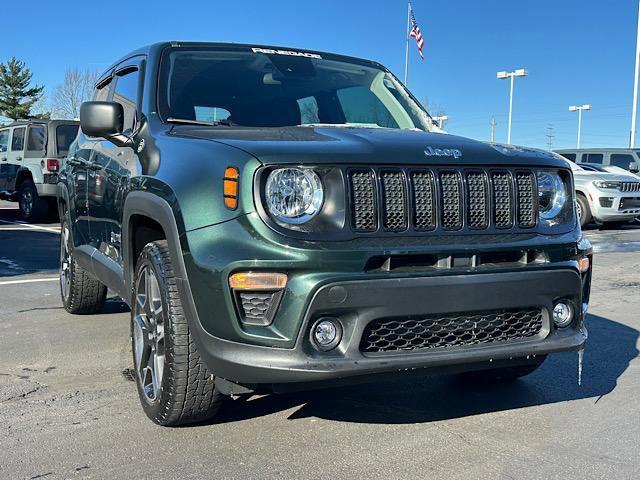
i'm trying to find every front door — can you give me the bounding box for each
[88,63,141,265]
[6,127,25,191]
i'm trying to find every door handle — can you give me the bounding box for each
[16,156,22,161]
[1,157,6,162]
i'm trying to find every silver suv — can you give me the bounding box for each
[0,119,79,221]
[569,162,640,227]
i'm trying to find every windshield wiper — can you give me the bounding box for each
[166,117,233,127]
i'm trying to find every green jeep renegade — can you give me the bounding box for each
[57,42,592,426]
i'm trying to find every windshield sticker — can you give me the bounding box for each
[252,47,322,59]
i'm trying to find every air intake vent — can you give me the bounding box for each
[411,171,436,230]
[349,170,377,231]
[516,172,536,228]
[380,171,408,231]
[466,171,489,229]
[439,172,463,230]
[492,172,514,228]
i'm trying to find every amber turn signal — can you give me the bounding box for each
[224,167,239,209]
[578,257,590,273]
[229,272,288,291]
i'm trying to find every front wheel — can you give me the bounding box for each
[576,195,592,228]
[132,240,226,426]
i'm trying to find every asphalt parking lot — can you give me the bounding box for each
[0,199,639,479]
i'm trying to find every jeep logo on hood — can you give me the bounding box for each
[424,146,462,159]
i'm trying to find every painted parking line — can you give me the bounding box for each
[0,219,60,234]
[0,277,58,286]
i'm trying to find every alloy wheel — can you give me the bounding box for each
[21,189,33,217]
[133,265,166,403]
[60,224,71,301]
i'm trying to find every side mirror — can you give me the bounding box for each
[80,101,133,148]
[630,161,639,174]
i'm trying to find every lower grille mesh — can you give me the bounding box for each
[360,308,543,353]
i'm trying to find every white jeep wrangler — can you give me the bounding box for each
[0,119,79,221]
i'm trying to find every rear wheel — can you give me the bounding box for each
[18,180,48,222]
[60,217,107,314]
[576,194,592,228]
[461,356,546,383]
[132,240,226,426]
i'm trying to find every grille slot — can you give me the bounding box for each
[380,171,408,231]
[516,172,536,228]
[349,170,377,231]
[439,172,463,230]
[492,172,514,228]
[466,171,489,229]
[411,171,436,230]
[360,308,544,353]
[621,182,640,192]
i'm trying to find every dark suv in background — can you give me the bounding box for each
[58,42,592,426]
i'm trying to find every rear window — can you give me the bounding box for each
[11,127,25,151]
[56,124,79,155]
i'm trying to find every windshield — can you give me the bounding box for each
[158,46,433,131]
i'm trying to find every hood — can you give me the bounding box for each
[170,126,569,168]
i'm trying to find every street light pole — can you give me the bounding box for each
[497,69,528,144]
[569,104,592,149]
[631,0,640,147]
[432,115,449,129]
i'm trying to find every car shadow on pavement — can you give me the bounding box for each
[208,314,638,426]
[0,207,60,277]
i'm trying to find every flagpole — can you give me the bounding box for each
[404,1,411,86]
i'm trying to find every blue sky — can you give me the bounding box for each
[1,0,637,150]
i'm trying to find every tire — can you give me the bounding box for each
[131,240,226,426]
[461,356,546,383]
[60,217,107,314]
[18,180,48,222]
[576,194,592,228]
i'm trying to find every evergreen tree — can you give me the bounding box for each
[0,57,44,120]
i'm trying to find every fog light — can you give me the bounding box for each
[553,302,573,328]
[312,318,342,351]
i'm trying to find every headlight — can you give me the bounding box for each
[265,168,324,224]
[593,180,621,190]
[536,171,566,220]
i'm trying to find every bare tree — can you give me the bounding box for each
[51,68,99,119]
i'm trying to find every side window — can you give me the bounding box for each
[336,86,399,128]
[583,153,603,164]
[113,68,140,132]
[560,153,576,162]
[94,79,112,102]
[26,125,46,153]
[0,129,8,152]
[11,127,25,151]
[610,154,634,169]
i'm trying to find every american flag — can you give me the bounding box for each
[409,9,424,59]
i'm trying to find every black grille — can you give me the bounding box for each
[440,172,463,230]
[360,308,544,353]
[411,171,436,230]
[492,172,513,228]
[236,291,283,326]
[466,171,489,229]
[347,167,539,233]
[380,171,408,231]
[350,170,377,231]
